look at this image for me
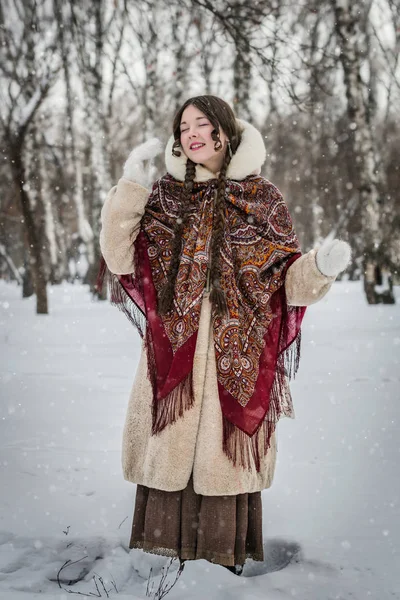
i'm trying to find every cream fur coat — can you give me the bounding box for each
[99,120,336,496]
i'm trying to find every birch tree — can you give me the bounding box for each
[127,1,165,137]
[296,4,337,247]
[169,5,195,114]
[189,0,278,117]
[369,0,400,279]
[0,0,60,313]
[231,2,252,119]
[192,9,220,94]
[53,0,94,280]
[69,0,115,294]
[331,0,395,303]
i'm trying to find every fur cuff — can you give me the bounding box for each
[316,239,351,277]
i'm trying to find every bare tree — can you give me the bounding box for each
[295,4,338,248]
[231,2,252,119]
[53,0,95,281]
[166,6,190,114]
[69,0,122,294]
[192,9,221,94]
[367,0,400,278]
[0,0,60,313]
[331,0,395,303]
[1,0,399,303]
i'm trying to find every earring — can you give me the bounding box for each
[227,140,233,158]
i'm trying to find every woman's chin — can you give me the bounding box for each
[184,148,210,163]
[188,156,206,165]
[189,152,207,164]
[182,150,201,163]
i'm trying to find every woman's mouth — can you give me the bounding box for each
[190,143,205,151]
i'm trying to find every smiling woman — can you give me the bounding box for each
[178,105,229,174]
[97,94,351,575]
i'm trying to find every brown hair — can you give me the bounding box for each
[158,95,242,316]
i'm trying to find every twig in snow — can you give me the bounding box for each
[118,515,128,529]
[57,557,89,589]
[146,558,185,599]
[92,571,119,597]
[146,567,154,596]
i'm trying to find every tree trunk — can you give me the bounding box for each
[139,7,159,139]
[12,149,48,313]
[22,255,34,298]
[232,2,252,120]
[0,243,23,284]
[171,6,190,115]
[37,133,65,284]
[72,0,111,298]
[332,0,395,304]
[306,11,326,248]
[54,0,95,279]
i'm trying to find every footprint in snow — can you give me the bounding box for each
[243,538,302,577]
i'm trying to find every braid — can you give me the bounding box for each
[209,148,232,316]
[158,159,196,314]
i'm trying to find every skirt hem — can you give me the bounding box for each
[129,473,264,568]
[130,540,264,567]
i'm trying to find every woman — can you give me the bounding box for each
[97,95,350,575]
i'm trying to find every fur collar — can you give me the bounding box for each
[164,119,266,182]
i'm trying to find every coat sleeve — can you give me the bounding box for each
[99,177,149,275]
[285,248,337,306]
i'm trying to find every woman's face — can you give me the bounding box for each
[179,104,228,173]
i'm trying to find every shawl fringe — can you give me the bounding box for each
[151,370,195,435]
[96,251,147,338]
[222,415,274,473]
[138,307,196,437]
[96,254,196,437]
[283,329,301,381]
[222,329,301,472]
[108,271,146,338]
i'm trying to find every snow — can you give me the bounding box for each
[0,280,399,599]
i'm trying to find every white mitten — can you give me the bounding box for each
[316,239,351,277]
[122,138,164,188]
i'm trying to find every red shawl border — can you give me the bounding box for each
[220,252,306,472]
[97,234,306,473]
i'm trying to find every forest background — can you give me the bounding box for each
[1,0,399,313]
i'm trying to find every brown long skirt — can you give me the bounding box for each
[129,473,264,567]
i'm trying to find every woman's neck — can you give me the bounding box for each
[200,153,225,175]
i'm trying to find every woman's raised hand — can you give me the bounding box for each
[316,238,352,277]
[122,138,164,188]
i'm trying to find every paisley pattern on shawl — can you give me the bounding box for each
[141,174,300,407]
[99,172,306,471]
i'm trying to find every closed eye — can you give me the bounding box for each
[180,124,209,133]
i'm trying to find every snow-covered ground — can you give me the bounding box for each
[0,279,399,600]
